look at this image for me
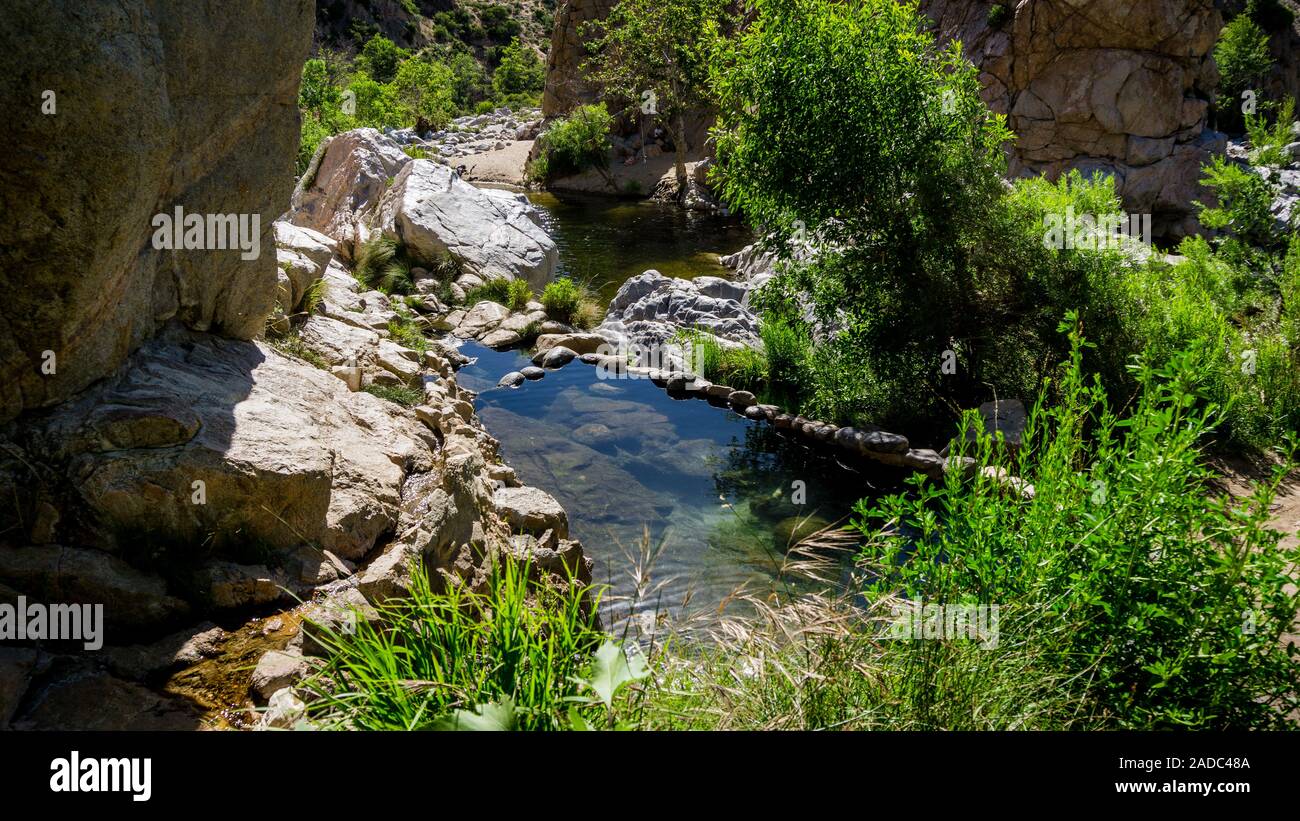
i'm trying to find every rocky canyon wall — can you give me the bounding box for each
[0,0,315,424]
[921,0,1226,236]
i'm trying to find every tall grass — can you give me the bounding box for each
[354,235,416,295]
[302,558,605,730]
[467,277,533,311]
[855,316,1300,728]
[540,277,601,328]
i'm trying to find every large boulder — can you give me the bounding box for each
[599,270,762,358]
[373,159,559,288]
[10,327,436,563]
[0,1,314,424]
[289,128,412,258]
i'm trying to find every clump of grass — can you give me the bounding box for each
[402,144,431,160]
[302,276,327,315]
[467,277,533,311]
[676,328,768,390]
[362,383,423,406]
[540,277,601,327]
[301,557,606,730]
[387,310,428,357]
[354,235,415,295]
[267,329,329,371]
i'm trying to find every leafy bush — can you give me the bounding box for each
[393,57,456,130]
[467,277,533,310]
[1215,13,1274,132]
[856,320,1300,729]
[986,3,1010,27]
[492,37,544,100]
[357,34,408,84]
[1195,155,1284,249]
[527,104,611,183]
[1246,96,1298,168]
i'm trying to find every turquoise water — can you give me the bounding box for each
[458,342,892,622]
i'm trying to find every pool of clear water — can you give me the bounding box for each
[525,191,754,305]
[458,342,893,622]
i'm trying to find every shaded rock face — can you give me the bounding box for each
[921,0,1224,237]
[0,0,314,424]
[9,328,436,566]
[543,0,617,117]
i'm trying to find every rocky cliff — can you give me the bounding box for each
[0,0,315,424]
[0,6,586,730]
[920,0,1226,237]
[542,0,616,116]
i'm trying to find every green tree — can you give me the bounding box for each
[711,0,1016,426]
[448,50,491,112]
[492,37,544,101]
[358,34,409,84]
[394,57,456,131]
[348,73,405,130]
[1214,13,1274,132]
[582,0,730,196]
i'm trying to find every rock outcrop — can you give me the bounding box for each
[0,0,314,424]
[543,0,617,117]
[291,129,559,286]
[920,0,1225,237]
[0,6,588,730]
[599,270,762,361]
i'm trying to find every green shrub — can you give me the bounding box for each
[492,37,544,99]
[467,277,533,310]
[539,278,589,326]
[855,319,1300,729]
[393,58,456,130]
[1215,13,1274,132]
[527,104,612,183]
[986,3,1010,27]
[540,278,579,322]
[1246,96,1298,168]
[357,35,408,84]
[1195,155,1284,249]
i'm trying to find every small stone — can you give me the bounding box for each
[743,405,766,421]
[728,390,757,408]
[498,371,525,388]
[250,650,310,702]
[259,688,307,729]
[539,346,577,369]
[521,366,545,380]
